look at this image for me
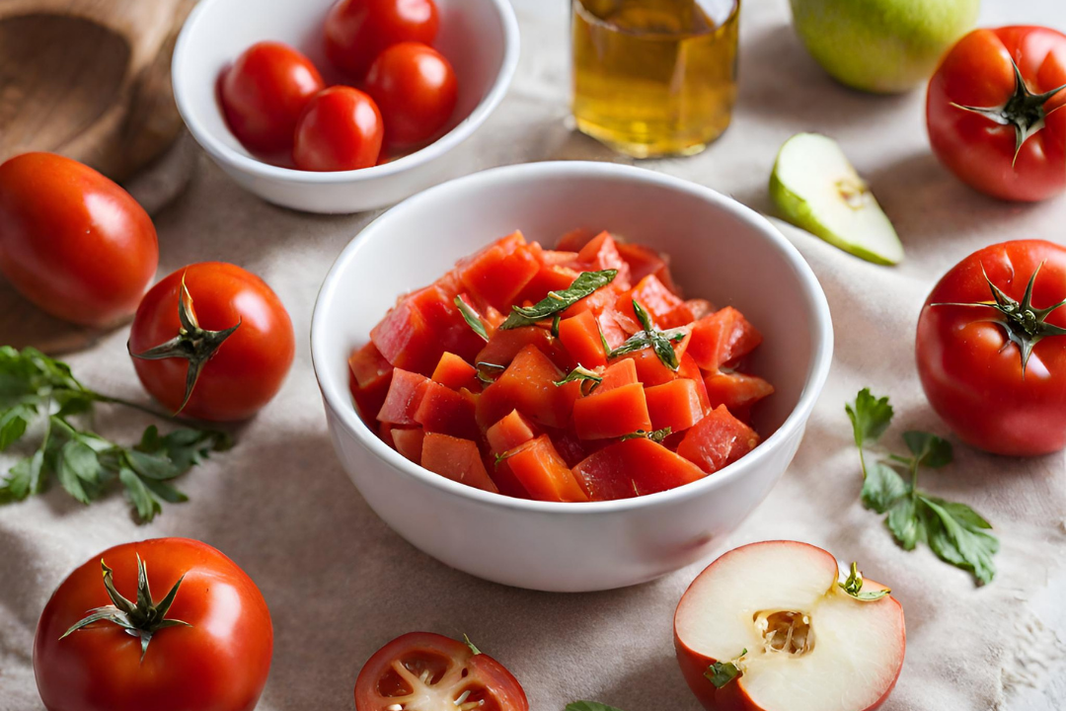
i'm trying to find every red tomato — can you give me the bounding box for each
[916,240,1066,455]
[34,538,272,711]
[355,632,528,711]
[220,41,325,154]
[927,26,1066,202]
[324,0,439,78]
[0,152,158,327]
[366,41,458,146]
[128,262,295,421]
[293,86,384,171]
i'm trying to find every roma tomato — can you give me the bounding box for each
[293,86,384,171]
[916,240,1066,456]
[324,0,439,78]
[0,152,158,327]
[34,538,272,711]
[129,262,295,421]
[355,632,528,711]
[366,42,458,146]
[927,26,1066,202]
[220,41,325,154]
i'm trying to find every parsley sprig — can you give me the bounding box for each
[0,347,232,522]
[847,389,999,585]
[500,270,617,330]
[608,301,686,371]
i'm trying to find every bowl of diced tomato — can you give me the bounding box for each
[311,161,833,591]
[171,0,518,213]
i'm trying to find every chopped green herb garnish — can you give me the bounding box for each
[838,561,891,601]
[554,366,603,395]
[608,300,686,371]
[619,427,672,443]
[500,270,617,330]
[454,296,489,342]
[704,648,747,689]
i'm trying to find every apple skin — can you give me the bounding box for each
[673,541,906,711]
[789,0,979,94]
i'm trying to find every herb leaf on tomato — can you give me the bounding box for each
[0,347,232,521]
[846,388,999,585]
[608,301,686,371]
[500,270,617,329]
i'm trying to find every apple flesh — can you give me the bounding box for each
[674,541,905,711]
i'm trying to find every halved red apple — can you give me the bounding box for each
[674,541,905,711]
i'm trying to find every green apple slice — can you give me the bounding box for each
[770,133,904,265]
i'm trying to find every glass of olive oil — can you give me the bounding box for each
[571,0,740,158]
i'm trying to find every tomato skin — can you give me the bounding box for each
[220,41,325,154]
[0,153,158,327]
[916,240,1066,456]
[34,538,272,711]
[129,262,295,421]
[365,42,458,146]
[355,632,528,711]
[927,27,1066,202]
[325,0,439,79]
[293,87,384,171]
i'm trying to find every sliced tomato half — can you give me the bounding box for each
[355,632,528,711]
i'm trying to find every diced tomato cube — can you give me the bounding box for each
[476,345,581,429]
[688,307,763,371]
[540,250,580,266]
[502,435,587,502]
[557,311,608,368]
[391,427,425,463]
[596,309,631,350]
[457,230,527,269]
[350,365,393,423]
[570,231,631,287]
[421,433,498,493]
[431,352,480,392]
[556,227,596,252]
[379,422,397,448]
[616,242,681,296]
[676,405,761,474]
[517,264,581,304]
[645,379,705,434]
[486,409,538,455]
[598,359,638,392]
[458,232,541,311]
[660,298,715,330]
[489,460,530,498]
[349,342,392,390]
[548,428,588,467]
[372,284,485,375]
[572,382,653,440]
[679,353,711,411]
[572,437,706,501]
[616,275,684,325]
[377,369,431,425]
[414,381,478,439]
[475,327,570,371]
[705,371,774,411]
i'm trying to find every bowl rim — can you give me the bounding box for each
[171,0,520,184]
[310,161,834,514]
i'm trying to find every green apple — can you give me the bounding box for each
[789,0,979,94]
[770,133,904,265]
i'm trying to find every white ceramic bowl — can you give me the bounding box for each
[172,0,519,213]
[311,162,833,591]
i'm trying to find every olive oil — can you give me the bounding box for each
[571,0,740,158]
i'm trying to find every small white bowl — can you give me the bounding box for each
[172,0,519,213]
[311,162,834,591]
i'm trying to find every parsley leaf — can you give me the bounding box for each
[846,389,998,585]
[554,366,603,394]
[454,296,489,342]
[501,270,617,330]
[839,561,891,601]
[704,648,747,688]
[566,703,626,711]
[619,427,672,443]
[0,347,233,521]
[608,301,686,371]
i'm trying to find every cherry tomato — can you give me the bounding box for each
[916,240,1066,456]
[355,632,528,711]
[34,538,273,711]
[927,26,1066,202]
[0,152,158,327]
[324,0,439,79]
[128,262,295,421]
[366,41,458,146]
[220,41,325,154]
[293,87,384,171]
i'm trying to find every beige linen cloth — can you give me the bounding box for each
[2,0,1065,709]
